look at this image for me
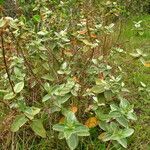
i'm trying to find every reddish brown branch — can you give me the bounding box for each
[1,33,15,93]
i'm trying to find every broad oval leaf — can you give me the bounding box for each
[116,116,128,128]
[4,92,16,100]
[53,124,65,132]
[24,106,41,120]
[11,114,28,132]
[14,81,24,93]
[66,134,79,150]
[117,138,127,148]
[30,119,46,138]
[42,94,51,102]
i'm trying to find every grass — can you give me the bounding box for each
[121,14,150,150]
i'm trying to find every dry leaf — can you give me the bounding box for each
[59,117,65,124]
[98,132,106,141]
[85,117,98,128]
[90,34,97,38]
[78,30,87,35]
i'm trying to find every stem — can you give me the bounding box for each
[1,33,15,93]
[106,141,112,150]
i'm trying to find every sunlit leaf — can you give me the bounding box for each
[11,114,28,132]
[14,81,24,93]
[30,119,46,138]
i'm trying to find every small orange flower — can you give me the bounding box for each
[70,106,78,113]
[144,62,150,67]
[85,117,98,128]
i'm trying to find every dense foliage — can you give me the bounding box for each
[0,0,149,150]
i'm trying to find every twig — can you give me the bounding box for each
[106,141,112,150]
[1,33,15,93]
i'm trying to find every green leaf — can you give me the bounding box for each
[109,111,121,118]
[64,129,74,139]
[58,132,65,139]
[33,15,41,22]
[127,112,137,121]
[53,124,65,132]
[95,110,110,121]
[42,94,51,102]
[11,114,28,132]
[41,74,54,81]
[116,116,128,128]
[91,85,105,94]
[4,92,16,100]
[24,107,41,120]
[117,138,127,148]
[121,128,134,138]
[110,104,120,111]
[119,98,130,109]
[14,82,24,93]
[30,119,46,138]
[54,94,71,107]
[66,134,79,150]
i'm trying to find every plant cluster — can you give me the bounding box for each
[0,1,144,149]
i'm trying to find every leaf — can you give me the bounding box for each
[91,85,105,94]
[64,129,74,139]
[96,110,110,121]
[81,39,93,46]
[77,30,87,34]
[33,15,41,22]
[42,94,51,102]
[41,74,54,81]
[0,18,6,27]
[53,124,65,132]
[11,114,28,132]
[116,116,128,128]
[74,125,89,134]
[85,117,98,128]
[127,112,137,120]
[54,94,71,107]
[110,104,120,111]
[14,82,24,93]
[24,107,41,120]
[98,132,112,142]
[117,138,127,148]
[109,111,121,118]
[4,92,16,100]
[30,119,46,138]
[58,132,65,139]
[119,98,130,109]
[59,117,65,124]
[130,53,141,58]
[121,128,134,138]
[66,134,79,150]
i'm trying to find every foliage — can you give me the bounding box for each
[0,0,149,150]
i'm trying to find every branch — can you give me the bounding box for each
[1,33,15,93]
